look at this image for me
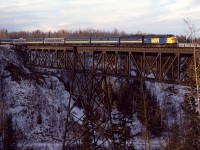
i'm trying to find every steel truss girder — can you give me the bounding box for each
[28,48,196,85]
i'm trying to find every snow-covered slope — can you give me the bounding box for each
[0,46,84,149]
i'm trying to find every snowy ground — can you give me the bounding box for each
[0,45,191,149]
[0,46,84,149]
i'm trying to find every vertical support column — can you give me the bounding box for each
[115,51,118,75]
[92,51,94,73]
[83,52,86,72]
[128,52,130,77]
[159,53,162,81]
[64,50,66,69]
[193,48,200,115]
[73,46,77,71]
[0,71,9,150]
[177,53,180,84]
[62,72,75,150]
[0,76,2,139]
[171,54,174,80]
[143,52,146,78]
[140,78,151,150]
[103,51,105,74]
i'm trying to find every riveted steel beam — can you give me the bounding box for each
[27,46,199,85]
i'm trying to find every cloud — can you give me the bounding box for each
[0,0,200,35]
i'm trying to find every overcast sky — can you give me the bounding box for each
[0,0,200,36]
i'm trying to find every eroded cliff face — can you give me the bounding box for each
[0,46,80,149]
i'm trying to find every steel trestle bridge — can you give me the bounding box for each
[21,44,200,149]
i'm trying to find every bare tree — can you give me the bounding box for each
[180,18,200,150]
[184,17,200,114]
[184,17,200,43]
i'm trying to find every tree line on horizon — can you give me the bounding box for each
[0,28,200,43]
[0,28,126,39]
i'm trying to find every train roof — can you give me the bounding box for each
[144,34,175,38]
[121,34,175,38]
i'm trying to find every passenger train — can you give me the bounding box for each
[0,35,178,46]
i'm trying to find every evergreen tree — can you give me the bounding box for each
[181,93,200,150]
[3,114,17,150]
[166,122,182,150]
[37,113,42,124]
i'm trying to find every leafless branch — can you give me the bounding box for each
[184,17,200,42]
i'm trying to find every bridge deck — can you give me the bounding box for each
[26,45,200,55]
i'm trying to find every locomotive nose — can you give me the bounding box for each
[167,36,177,44]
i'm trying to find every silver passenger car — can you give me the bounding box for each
[65,38,90,44]
[13,38,26,44]
[91,37,120,44]
[0,39,14,44]
[44,38,64,44]
[27,38,44,44]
